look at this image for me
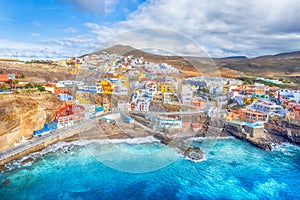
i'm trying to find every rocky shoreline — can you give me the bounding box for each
[225,118,300,151]
[1,114,300,171]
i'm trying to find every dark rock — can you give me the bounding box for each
[184,147,205,161]
[21,157,34,165]
[0,165,8,172]
[154,133,172,145]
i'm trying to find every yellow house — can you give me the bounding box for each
[157,83,176,93]
[103,103,110,112]
[223,85,230,95]
[76,95,91,104]
[74,63,81,68]
[243,97,259,105]
[59,60,67,66]
[101,80,113,94]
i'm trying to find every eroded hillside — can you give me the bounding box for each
[0,93,65,151]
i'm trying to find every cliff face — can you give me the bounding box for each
[225,118,300,151]
[265,119,300,145]
[0,93,65,151]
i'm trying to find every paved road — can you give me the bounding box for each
[0,118,97,162]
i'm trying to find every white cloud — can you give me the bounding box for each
[0,38,89,60]
[84,0,300,57]
[3,0,300,59]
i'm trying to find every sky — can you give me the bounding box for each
[0,0,300,60]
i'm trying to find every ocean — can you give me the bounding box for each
[0,137,300,200]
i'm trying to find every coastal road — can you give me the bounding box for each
[0,118,98,164]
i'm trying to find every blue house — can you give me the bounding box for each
[96,106,104,113]
[34,122,58,136]
[57,93,74,101]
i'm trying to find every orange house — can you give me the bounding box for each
[254,87,265,95]
[191,99,203,107]
[239,109,267,123]
[0,74,9,83]
[226,110,240,121]
[102,80,113,94]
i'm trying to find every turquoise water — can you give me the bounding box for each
[0,138,300,200]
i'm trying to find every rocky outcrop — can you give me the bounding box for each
[154,132,205,162]
[225,123,272,151]
[183,147,205,162]
[154,133,172,145]
[225,118,300,151]
[265,118,300,146]
[0,93,65,151]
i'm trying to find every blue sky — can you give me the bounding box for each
[0,0,300,59]
[0,0,144,40]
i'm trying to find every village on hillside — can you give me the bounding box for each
[1,53,300,147]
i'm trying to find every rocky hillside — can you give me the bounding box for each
[94,45,300,83]
[0,93,65,151]
[265,118,300,145]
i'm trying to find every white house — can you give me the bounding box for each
[57,80,85,88]
[157,117,182,129]
[144,82,157,100]
[117,101,131,111]
[278,89,300,103]
[248,101,285,117]
[134,97,150,112]
[115,84,128,96]
[181,85,193,105]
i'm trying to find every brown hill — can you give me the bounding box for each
[95,45,136,55]
[94,45,300,85]
[215,52,300,86]
[94,46,221,77]
[0,61,76,83]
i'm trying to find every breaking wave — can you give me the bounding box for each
[3,136,160,172]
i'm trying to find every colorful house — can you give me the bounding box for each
[239,109,267,123]
[191,98,203,107]
[248,101,285,117]
[101,80,113,94]
[76,95,91,104]
[157,83,176,93]
[251,93,269,101]
[285,102,300,122]
[226,109,267,123]
[33,122,57,136]
[243,97,259,105]
[57,93,74,101]
[133,97,150,112]
[157,117,182,129]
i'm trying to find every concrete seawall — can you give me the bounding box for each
[0,119,98,166]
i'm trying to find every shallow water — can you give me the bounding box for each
[0,138,299,200]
